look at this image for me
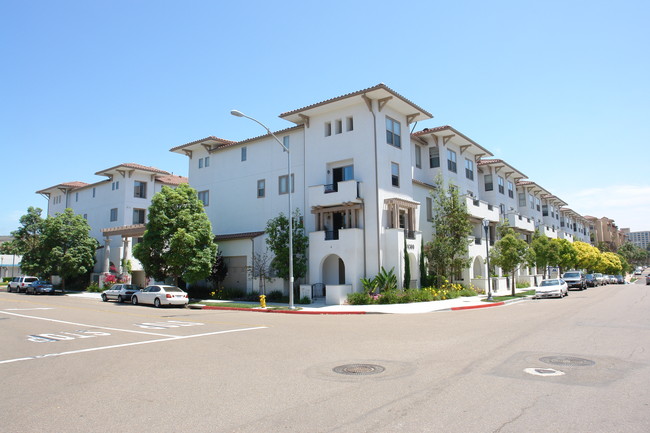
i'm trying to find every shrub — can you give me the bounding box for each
[297,296,311,304]
[267,290,284,301]
[378,290,401,304]
[86,282,102,292]
[348,292,374,305]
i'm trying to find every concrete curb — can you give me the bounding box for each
[199,305,367,315]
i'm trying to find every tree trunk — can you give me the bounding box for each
[511,272,516,297]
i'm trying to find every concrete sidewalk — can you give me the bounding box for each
[67,290,534,314]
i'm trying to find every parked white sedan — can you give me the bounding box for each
[535,278,568,299]
[131,285,189,308]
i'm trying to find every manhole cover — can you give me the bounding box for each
[539,356,595,367]
[333,364,385,376]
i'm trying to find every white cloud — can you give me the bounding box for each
[562,184,650,232]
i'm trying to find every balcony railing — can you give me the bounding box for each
[325,230,339,241]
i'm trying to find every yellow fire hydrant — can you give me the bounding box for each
[259,294,266,308]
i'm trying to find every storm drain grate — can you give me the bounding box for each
[539,356,595,367]
[333,364,385,376]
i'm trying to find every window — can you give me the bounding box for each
[204,156,210,167]
[498,176,505,194]
[198,190,209,206]
[429,147,440,168]
[199,158,203,169]
[415,145,422,169]
[536,198,541,211]
[507,181,514,198]
[134,181,147,198]
[346,116,354,131]
[529,194,535,209]
[485,174,493,191]
[283,136,289,150]
[447,149,457,173]
[500,204,505,214]
[257,179,265,198]
[75,192,79,202]
[426,197,433,221]
[241,147,247,162]
[391,162,399,187]
[465,159,474,180]
[110,208,118,222]
[325,122,332,137]
[112,181,119,190]
[92,187,96,198]
[335,119,342,134]
[386,117,401,148]
[518,192,526,207]
[279,174,294,194]
[133,208,146,224]
[542,205,549,217]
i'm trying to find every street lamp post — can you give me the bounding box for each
[482,218,493,301]
[230,110,295,309]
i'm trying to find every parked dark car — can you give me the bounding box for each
[25,280,56,295]
[614,275,625,284]
[585,274,598,287]
[562,271,586,290]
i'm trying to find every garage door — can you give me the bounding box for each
[223,256,248,290]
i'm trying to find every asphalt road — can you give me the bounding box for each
[1,277,649,432]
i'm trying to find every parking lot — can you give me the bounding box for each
[2,280,650,432]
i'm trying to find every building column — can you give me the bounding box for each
[121,237,130,274]
[103,237,111,273]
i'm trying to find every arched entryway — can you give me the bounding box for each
[472,256,485,279]
[322,254,346,285]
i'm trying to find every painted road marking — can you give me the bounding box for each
[135,320,204,329]
[0,326,268,365]
[4,308,55,311]
[0,310,177,337]
[27,330,112,343]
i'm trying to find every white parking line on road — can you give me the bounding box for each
[0,326,268,365]
[4,308,55,311]
[0,310,179,337]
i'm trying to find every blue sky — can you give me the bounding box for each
[1,0,649,234]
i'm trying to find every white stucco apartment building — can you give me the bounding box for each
[170,84,593,299]
[37,163,187,286]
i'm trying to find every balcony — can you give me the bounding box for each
[542,225,558,239]
[506,213,535,232]
[309,180,361,207]
[309,228,364,257]
[465,196,500,222]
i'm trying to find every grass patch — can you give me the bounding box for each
[199,302,259,308]
[483,290,535,302]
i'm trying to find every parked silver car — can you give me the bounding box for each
[562,271,586,290]
[101,284,140,303]
[131,285,189,308]
[8,276,39,293]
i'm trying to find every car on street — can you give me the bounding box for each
[131,285,189,308]
[646,274,650,285]
[24,280,57,295]
[593,273,605,286]
[562,270,586,290]
[614,275,625,284]
[535,278,568,299]
[8,276,39,293]
[101,284,140,303]
[585,274,598,287]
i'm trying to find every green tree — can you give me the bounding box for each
[265,209,309,288]
[403,237,411,289]
[423,176,473,286]
[207,250,228,288]
[617,242,648,268]
[549,238,578,274]
[530,231,552,278]
[597,252,623,274]
[133,184,217,285]
[10,207,46,276]
[419,239,429,287]
[40,209,98,290]
[489,227,531,296]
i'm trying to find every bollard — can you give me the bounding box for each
[259,294,266,308]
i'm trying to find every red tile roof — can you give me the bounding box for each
[280,83,433,120]
[95,163,171,176]
[155,174,188,185]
